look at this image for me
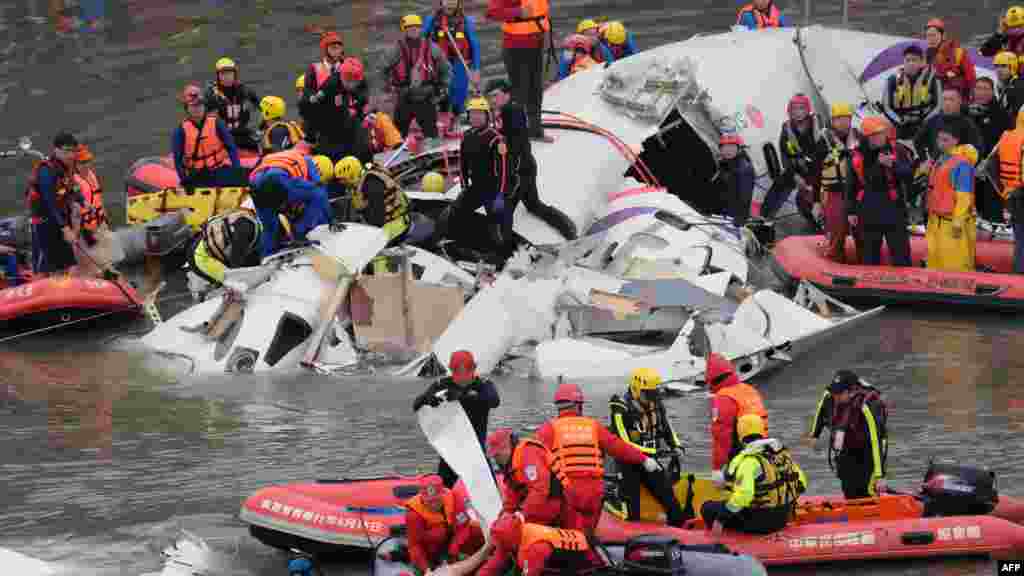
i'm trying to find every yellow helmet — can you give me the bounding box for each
[995,51,1020,76]
[335,155,364,186]
[737,414,766,441]
[830,102,853,118]
[577,19,598,34]
[259,96,286,123]
[295,74,306,91]
[629,367,662,400]
[215,57,237,72]
[401,14,423,30]
[952,144,979,167]
[313,155,334,181]
[422,171,445,193]
[466,96,491,113]
[603,21,626,46]
[1007,6,1024,29]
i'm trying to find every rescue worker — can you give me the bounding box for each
[717,133,755,226]
[1008,171,1024,273]
[924,18,976,103]
[485,78,512,130]
[574,19,613,63]
[763,93,827,224]
[204,58,262,151]
[701,414,806,534]
[70,144,111,277]
[806,370,888,499]
[486,428,563,525]
[980,5,1024,58]
[302,34,372,164]
[817,103,859,263]
[882,44,941,140]
[26,131,80,275]
[351,161,429,245]
[362,94,404,154]
[968,77,1011,223]
[598,21,637,63]
[914,87,983,162]
[707,352,768,487]
[258,96,305,154]
[486,0,550,141]
[382,15,451,141]
[295,74,306,105]
[997,108,1024,232]
[300,31,345,149]
[736,0,787,30]
[248,148,332,257]
[405,474,484,574]
[847,116,913,267]
[500,101,578,245]
[334,155,364,221]
[186,207,265,297]
[478,513,597,576]
[172,84,242,190]
[535,382,658,535]
[609,368,688,527]
[557,34,598,80]
[995,51,1024,119]
[926,120,978,272]
[424,0,481,135]
[413,350,500,488]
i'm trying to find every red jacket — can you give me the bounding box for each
[930,40,977,102]
[502,440,562,524]
[707,355,767,474]
[404,484,476,572]
[477,539,554,576]
[536,412,648,473]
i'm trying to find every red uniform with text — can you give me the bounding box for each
[404,475,482,572]
[477,514,596,576]
[708,353,769,480]
[487,430,563,526]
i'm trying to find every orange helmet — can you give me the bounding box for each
[719,133,744,147]
[860,116,890,137]
[75,144,94,163]
[340,57,364,82]
[925,18,944,32]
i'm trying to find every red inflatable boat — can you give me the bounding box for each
[240,476,1024,566]
[772,234,1024,309]
[124,150,263,197]
[0,274,141,324]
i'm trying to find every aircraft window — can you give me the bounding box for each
[264,313,313,366]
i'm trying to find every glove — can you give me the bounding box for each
[643,457,662,473]
[711,469,725,487]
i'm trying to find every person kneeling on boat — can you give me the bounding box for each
[486,428,563,526]
[846,116,913,267]
[609,368,689,527]
[173,84,243,191]
[249,149,332,258]
[405,474,484,574]
[477,513,600,576]
[805,370,888,499]
[926,119,978,272]
[701,414,806,535]
[557,34,598,80]
[717,133,755,226]
[27,131,82,276]
[413,350,500,488]
[258,95,305,155]
[762,93,827,224]
[708,353,768,488]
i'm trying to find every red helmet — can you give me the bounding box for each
[926,18,945,32]
[563,33,592,52]
[449,350,476,371]
[490,513,523,550]
[706,353,737,392]
[180,84,203,105]
[719,133,744,147]
[420,474,446,502]
[787,93,812,116]
[340,57,364,82]
[486,428,516,457]
[553,382,584,404]
[860,116,890,138]
[320,31,344,57]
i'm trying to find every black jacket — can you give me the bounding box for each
[718,153,756,225]
[914,113,984,160]
[967,101,1011,159]
[608,393,682,456]
[413,377,500,446]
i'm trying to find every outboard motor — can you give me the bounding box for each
[144,211,193,273]
[622,535,689,575]
[921,459,998,517]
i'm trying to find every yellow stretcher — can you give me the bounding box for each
[126,187,250,230]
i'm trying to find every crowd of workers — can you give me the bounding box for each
[400,349,888,575]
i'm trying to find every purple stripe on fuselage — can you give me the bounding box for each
[860,41,994,85]
[584,206,659,236]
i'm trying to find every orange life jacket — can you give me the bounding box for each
[74,167,106,232]
[547,416,603,486]
[392,39,438,88]
[570,52,597,74]
[517,523,588,569]
[25,159,74,225]
[716,383,768,454]
[998,129,1024,199]
[250,149,310,182]
[312,60,345,108]
[181,115,231,173]
[927,155,964,217]
[431,12,472,62]
[405,491,457,533]
[736,3,782,28]
[851,150,901,202]
[363,113,403,153]
[501,0,550,36]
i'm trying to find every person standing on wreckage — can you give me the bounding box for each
[413,350,500,488]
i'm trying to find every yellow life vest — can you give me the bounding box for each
[260,121,305,152]
[893,69,936,116]
[724,440,802,512]
[354,166,410,240]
